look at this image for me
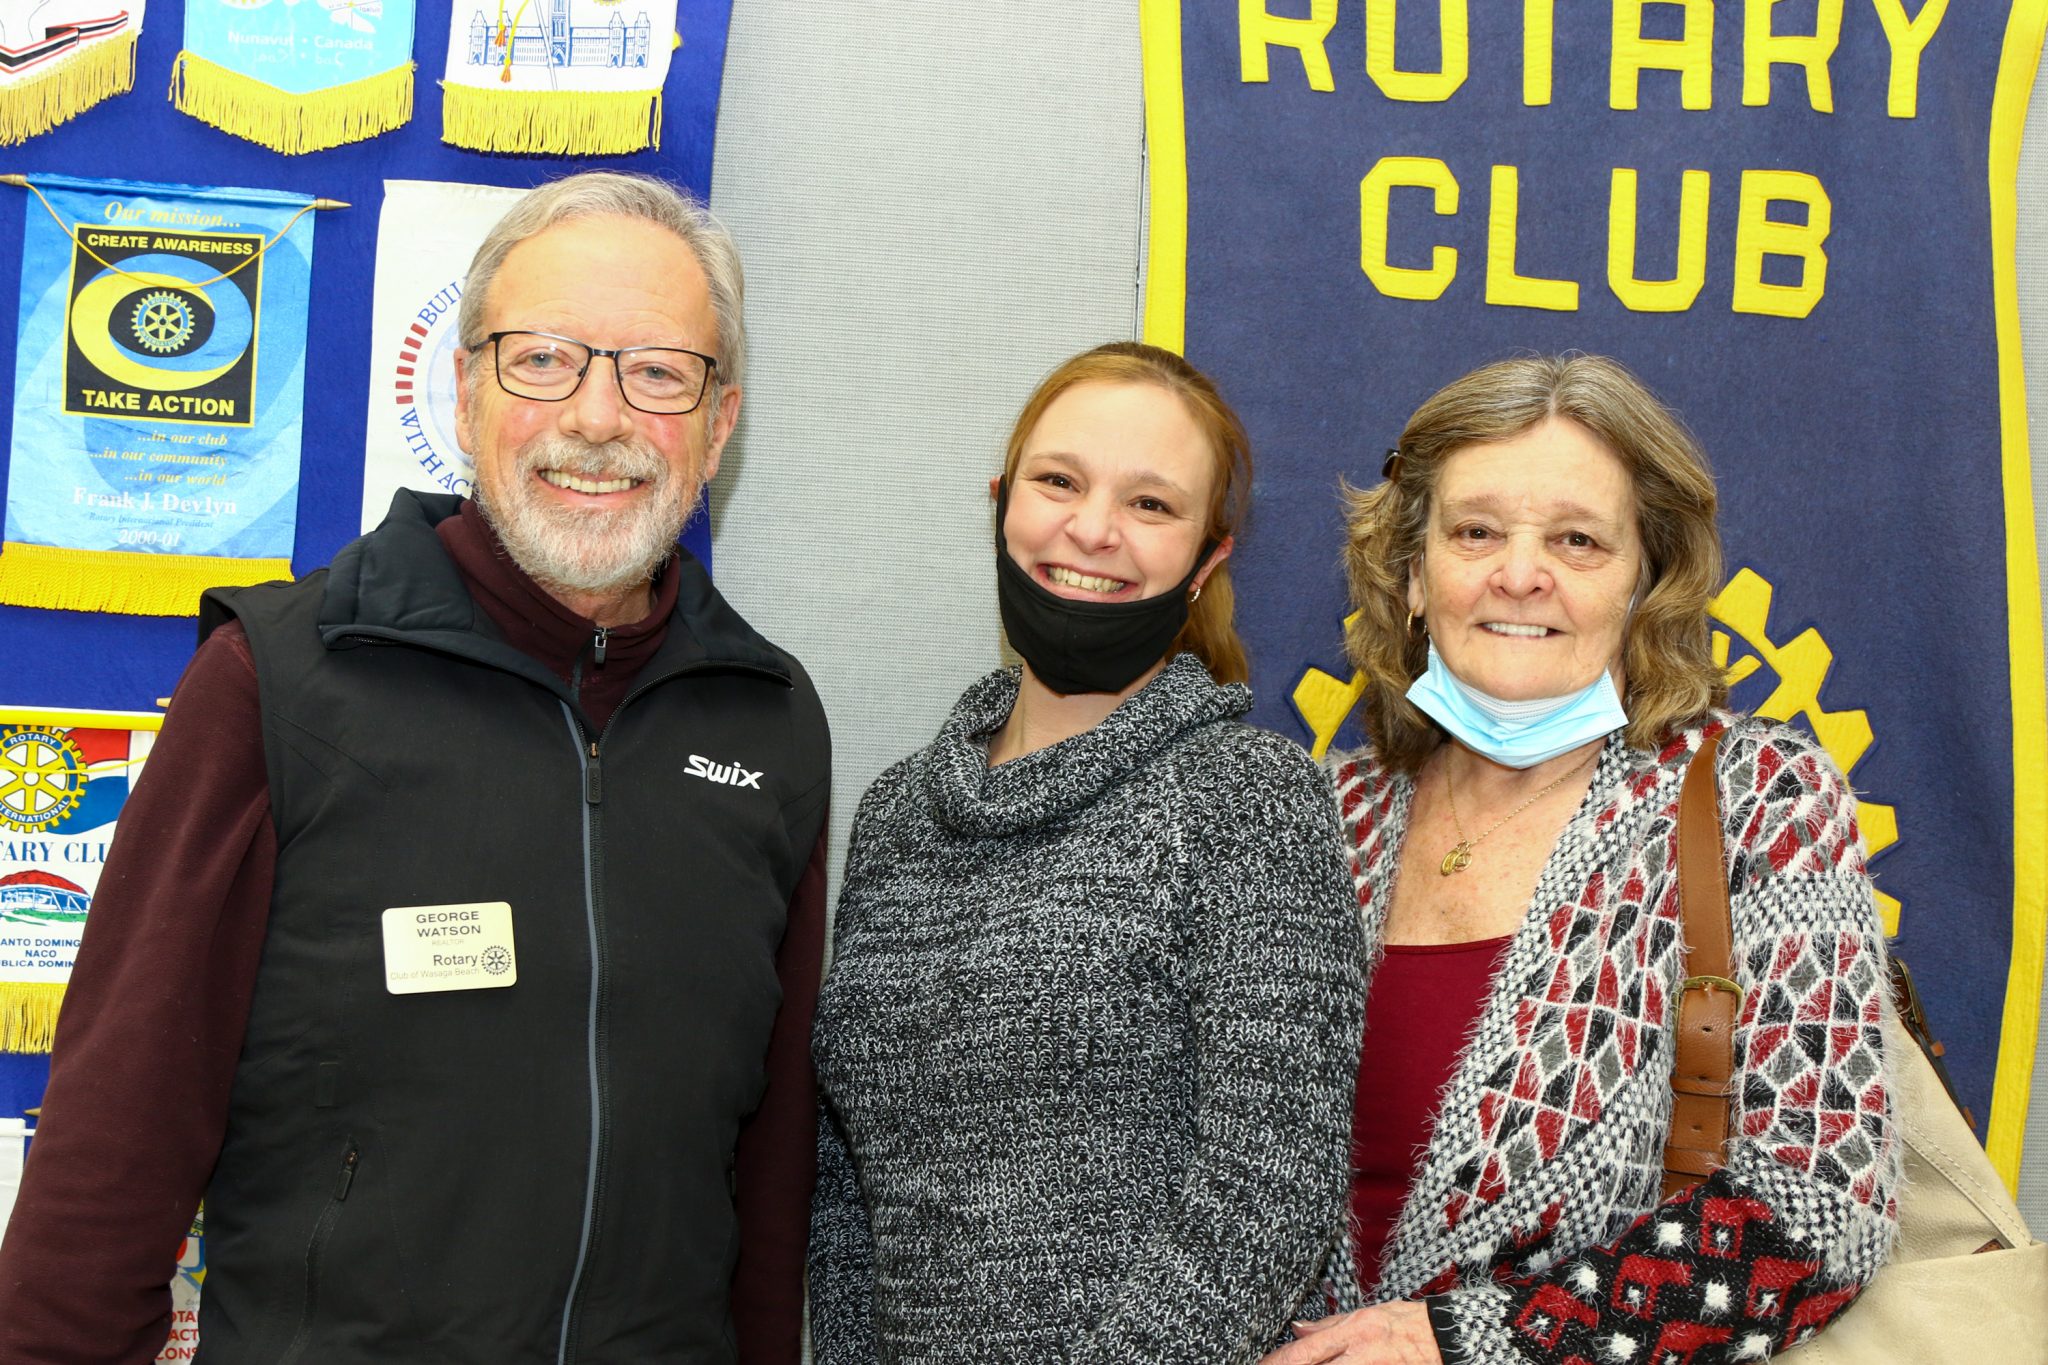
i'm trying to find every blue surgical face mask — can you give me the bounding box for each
[1404,643,1627,768]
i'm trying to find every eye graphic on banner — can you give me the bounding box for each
[66,244,260,422]
[0,1,144,146]
[0,174,338,616]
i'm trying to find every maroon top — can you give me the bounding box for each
[0,501,825,1365]
[1349,934,1512,1292]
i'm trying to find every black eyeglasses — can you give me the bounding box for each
[481,331,719,415]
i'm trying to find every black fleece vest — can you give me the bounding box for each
[192,494,829,1364]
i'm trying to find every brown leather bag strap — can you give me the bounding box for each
[1663,729,1741,1198]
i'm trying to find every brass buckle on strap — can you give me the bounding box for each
[1681,974,1745,1004]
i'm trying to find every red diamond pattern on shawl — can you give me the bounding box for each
[1613,1253,1692,1316]
[1478,1092,1505,1144]
[1572,1070,1604,1122]
[1651,1320,1733,1363]
[1699,1197,1772,1258]
[1743,1254,1818,1316]
[1535,1105,1568,1158]
[1514,1283,1600,1348]
[1740,933,1889,1200]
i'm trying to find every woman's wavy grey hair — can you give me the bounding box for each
[458,171,747,398]
[1344,353,1728,773]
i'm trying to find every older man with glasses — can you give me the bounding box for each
[0,172,831,1365]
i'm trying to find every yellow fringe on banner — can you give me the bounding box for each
[0,982,65,1054]
[0,31,137,148]
[0,542,292,617]
[169,51,414,155]
[440,83,661,155]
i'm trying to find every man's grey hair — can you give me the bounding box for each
[458,171,747,394]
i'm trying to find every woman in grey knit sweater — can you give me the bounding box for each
[809,343,1364,1364]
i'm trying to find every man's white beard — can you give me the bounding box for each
[476,434,700,597]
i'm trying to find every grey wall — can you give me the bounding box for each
[708,2,1142,903]
[708,4,2048,1232]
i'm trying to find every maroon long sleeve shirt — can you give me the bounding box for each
[0,501,824,1364]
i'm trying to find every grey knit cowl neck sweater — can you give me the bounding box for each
[914,651,1251,836]
[811,651,1365,1365]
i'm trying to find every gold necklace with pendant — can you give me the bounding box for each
[1438,747,1599,876]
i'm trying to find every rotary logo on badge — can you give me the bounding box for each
[64,224,263,428]
[0,727,88,834]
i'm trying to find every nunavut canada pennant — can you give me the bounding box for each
[0,174,322,616]
[171,0,416,155]
[0,0,143,146]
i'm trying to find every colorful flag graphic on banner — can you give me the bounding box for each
[156,1208,204,1361]
[440,0,675,153]
[0,707,158,1052]
[1143,4,2047,1185]
[0,174,320,616]
[0,0,142,146]
[361,178,523,530]
[171,0,415,154]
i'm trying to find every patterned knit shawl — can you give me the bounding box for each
[1327,715,1898,1364]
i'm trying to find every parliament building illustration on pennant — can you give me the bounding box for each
[466,0,650,72]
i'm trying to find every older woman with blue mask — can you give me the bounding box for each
[1269,355,1898,1365]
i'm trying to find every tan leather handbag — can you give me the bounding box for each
[1667,734,2048,1363]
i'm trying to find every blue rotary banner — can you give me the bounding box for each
[1142,2,2047,1185]
[0,175,315,616]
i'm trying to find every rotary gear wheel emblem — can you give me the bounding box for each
[1290,566,1899,932]
[0,727,89,833]
[130,290,196,354]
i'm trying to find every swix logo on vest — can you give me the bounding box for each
[687,755,763,790]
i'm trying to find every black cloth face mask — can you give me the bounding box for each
[993,478,1213,696]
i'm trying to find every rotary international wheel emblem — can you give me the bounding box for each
[481,945,512,975]
[131,290,197,354]
[0,727,89,833]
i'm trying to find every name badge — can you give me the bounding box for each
[382,902,517,994]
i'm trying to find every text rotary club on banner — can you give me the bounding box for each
[1238,1,1947,319]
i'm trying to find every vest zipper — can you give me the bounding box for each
[592,626,609,666]
[556,706,609,1365]
[278,1140,358,1365]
